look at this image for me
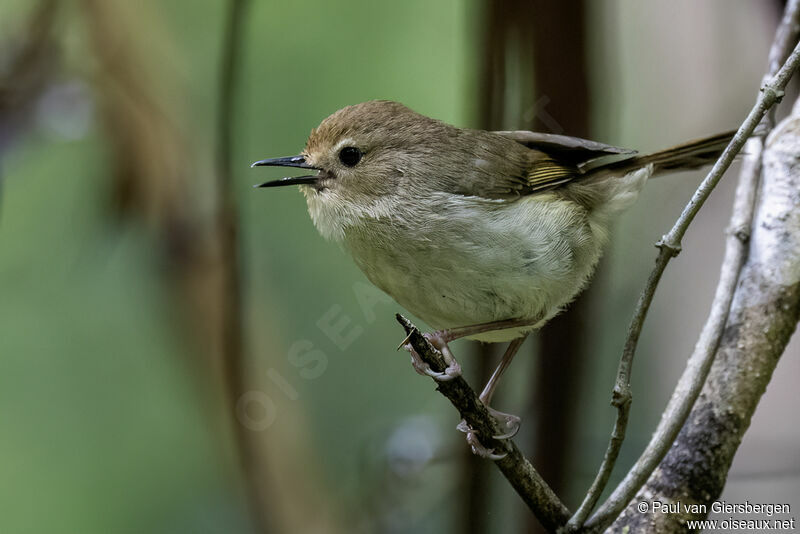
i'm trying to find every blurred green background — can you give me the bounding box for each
[1,1,797,533]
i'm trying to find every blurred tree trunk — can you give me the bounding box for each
[469,2,590,533]
[459,347,495,534]
[463,1,532,531]
[526,7,590,534]
[215,1,278,532]
[79,1,280,531]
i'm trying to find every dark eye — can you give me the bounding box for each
[338,146,363,167]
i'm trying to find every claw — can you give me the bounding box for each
[488,408,521,439]
[404,343,460,382]
[426,368,459,381]
[493,429,518,440]
[400,328,462,381]
[457,420,507,460]
[405,344,432,376]
[423,330,447,347]
[438,357,462,380]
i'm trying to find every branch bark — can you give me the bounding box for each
[605,91,800,534]
[396,314,571,532]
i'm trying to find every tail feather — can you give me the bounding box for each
[589,130,736,177]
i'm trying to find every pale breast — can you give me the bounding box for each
[343,191,607,341]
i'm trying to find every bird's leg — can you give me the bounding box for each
[402,331,462,382]
[478,335,527,439]
[457,335,528,459]
[434,316,541,344]
[400,315,541,381]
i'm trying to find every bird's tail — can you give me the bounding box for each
[588,130,735,177]
[578,130,735,222]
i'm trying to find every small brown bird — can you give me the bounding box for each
[252,100,732,457]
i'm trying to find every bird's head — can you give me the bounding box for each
[252,100,451,240]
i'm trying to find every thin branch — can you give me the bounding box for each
[583,21,800,534]
[567,3,800,529]
[395,314,571,533]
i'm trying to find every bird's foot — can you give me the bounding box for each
[456,405,521,459]
[400,329,462,382]
[456,420,507,460]
[486,406,521,439]
[402,343,461,382]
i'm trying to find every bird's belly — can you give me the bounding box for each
[345,194,606,342]
[374,256,548,342]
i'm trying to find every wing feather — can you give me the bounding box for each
[485,131,639,194]
[462,130,638,199]
[493,130,636,159]
[524,157,577,193]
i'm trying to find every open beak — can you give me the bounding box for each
[251,155,320,188]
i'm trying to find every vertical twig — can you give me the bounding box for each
[215,1,272,532]
[580,19,800,533]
